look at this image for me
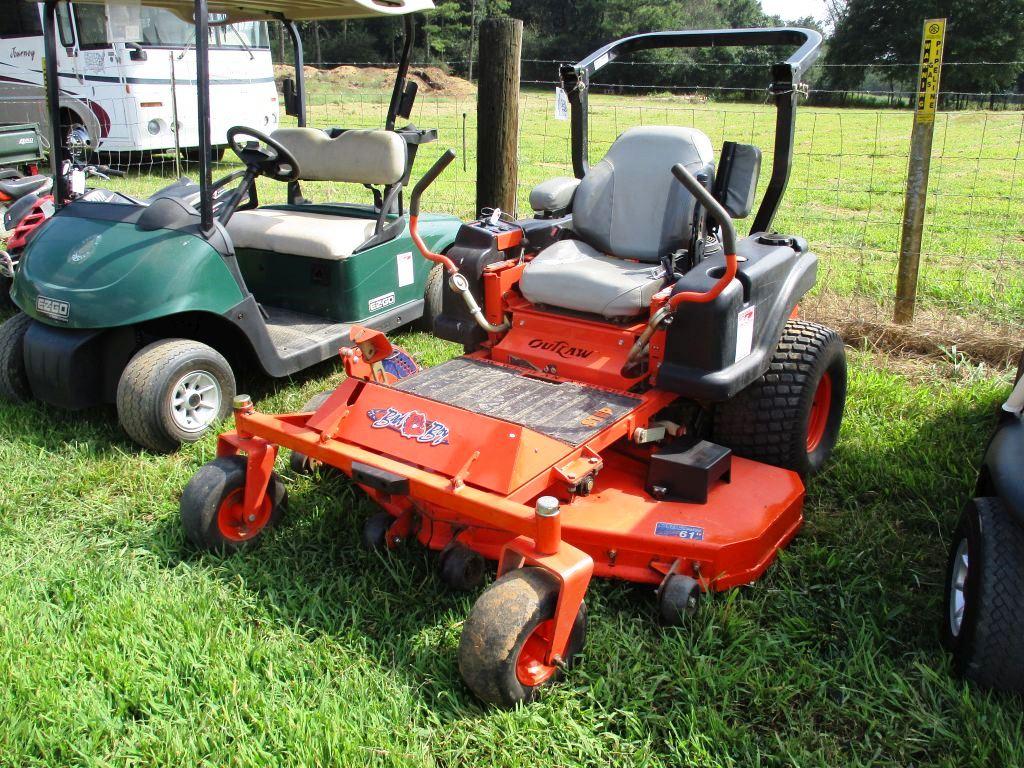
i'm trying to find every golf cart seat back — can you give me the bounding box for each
[226,128,407,261]
[268,127,407,185]
[520,126,714,318]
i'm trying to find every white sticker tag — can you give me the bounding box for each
[736,306,756,362]
[397,251,414,287]
[70,168,86,196]
[554,87,569,121]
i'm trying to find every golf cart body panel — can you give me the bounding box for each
[234,208,460,324]
[13,204,245,328]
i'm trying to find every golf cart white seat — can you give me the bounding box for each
[226,127,406,260]
[519,126,715,318]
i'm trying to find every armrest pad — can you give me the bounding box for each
[529,176,581,214]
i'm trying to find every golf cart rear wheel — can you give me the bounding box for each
[458,567,587,708]
[0,312,31,402]
[713,320,846,478]
[117,338,235,452]
[180,455,287,554]
[942,497,1024,691]
[289,390,333,475]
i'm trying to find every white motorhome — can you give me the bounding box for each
[0,2,279,157]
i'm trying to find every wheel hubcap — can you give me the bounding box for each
[216,487,272,542]
[949,538,970,637]
[806,371,833,453]
[170,370,221,433]
[516,619,559,688]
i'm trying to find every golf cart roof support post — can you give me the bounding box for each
[284,20,307,127]
[194,0,215,234]
[42,1,67,208]
[386,15,416,131]
[561,27,821,229]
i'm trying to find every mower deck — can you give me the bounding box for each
[395,358,641,446]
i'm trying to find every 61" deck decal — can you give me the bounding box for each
[368,407,450,446]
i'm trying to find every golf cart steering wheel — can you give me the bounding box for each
[226,126,300,183]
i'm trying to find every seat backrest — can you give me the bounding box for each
[573,126,714,262]
[269,127,406,186]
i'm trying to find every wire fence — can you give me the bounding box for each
[5,56,1021,356]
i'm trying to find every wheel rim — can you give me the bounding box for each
[516,619,559,688]
[216,487,272,542]
[169,370,221,433]
[806,371,833,453]
[948,537,970,637]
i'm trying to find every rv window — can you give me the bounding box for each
[0,4,43,39]
[56,5,76,48]
[73,4,109,49]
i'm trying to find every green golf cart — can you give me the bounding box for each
[0,0,461,451]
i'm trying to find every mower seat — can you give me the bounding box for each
[226,127,407,260]
[520,125,714,319]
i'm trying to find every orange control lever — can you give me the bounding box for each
[409,149,458,274]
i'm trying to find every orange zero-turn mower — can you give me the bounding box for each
[179,27,845,707]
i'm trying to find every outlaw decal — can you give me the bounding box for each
[368,407,450,446]
[527,339,593,359]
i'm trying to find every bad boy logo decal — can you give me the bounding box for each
[368,407,450,446]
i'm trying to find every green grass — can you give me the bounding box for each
[104,87,1024,327]
[1,322,1023,766]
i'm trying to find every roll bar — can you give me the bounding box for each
[560,27,823,234]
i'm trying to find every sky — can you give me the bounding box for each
[760,0,828,22]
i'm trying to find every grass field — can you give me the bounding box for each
[2,85,1024,765]
[103,86,1024,329]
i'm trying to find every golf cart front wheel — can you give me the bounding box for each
[116,338,235,452]
[458,567,587,708]
[180,455,287,554]
[942,497,1024,691]
[713,320,846,478]
[0,312,31,402]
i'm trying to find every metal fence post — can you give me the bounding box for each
[894,18,946,324]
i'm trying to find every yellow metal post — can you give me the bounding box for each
[894,18,946,324]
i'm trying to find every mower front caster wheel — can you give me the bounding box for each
[290,390,333,475]
[439,543,486,592]
[180,455,287,554]
[659,574,701,626]
[458,567,587,708]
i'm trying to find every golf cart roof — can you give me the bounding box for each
[66,0,435,22]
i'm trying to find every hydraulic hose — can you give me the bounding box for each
[409,149,510,334]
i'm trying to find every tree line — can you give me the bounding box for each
[278,0,1024,103]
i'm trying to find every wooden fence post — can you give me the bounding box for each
[476,17,522,215]
[894,18,946,325]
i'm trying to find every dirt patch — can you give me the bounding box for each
[274,64,475,98]
[803,291,1022,369]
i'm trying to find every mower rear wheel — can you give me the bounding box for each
[659,574,701,626]
[117,338,235,452]
[439,543,487,592]
[362,511,395,551]
[458,567,587,707]
[180,455,287,554]
[0,312,31,402]
[713,320,846,478]
[942,497,1024,691]
[290,390,333,475]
